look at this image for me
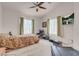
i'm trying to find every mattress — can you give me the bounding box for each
[5,39,52,56]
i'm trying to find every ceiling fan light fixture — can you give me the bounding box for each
[30,2,47,12]
[36,8,38,12]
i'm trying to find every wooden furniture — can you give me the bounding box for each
[0,47,6,56]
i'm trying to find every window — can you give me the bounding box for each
[49,18,57,35]
[24,19,33,34]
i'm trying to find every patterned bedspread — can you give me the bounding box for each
[5,40,52,56]
[0,34,39,49]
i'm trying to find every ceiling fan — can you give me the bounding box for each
[29,2,46,12]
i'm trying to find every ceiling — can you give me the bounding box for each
[1,2,58,17]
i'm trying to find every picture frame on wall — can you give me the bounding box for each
[42,22,47,28]
[62,13,74,25]
[62,19,74,25]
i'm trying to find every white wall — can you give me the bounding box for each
[0,4,2,32]
[2,7,21,35]
[43,2,74,18]
[33,17,42,34]
[39,17,48,34]
[2,7,42,35]
[62,25,73,47]
[73,3,79,51]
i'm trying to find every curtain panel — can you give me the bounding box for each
[20,17,24,35]
[57,16,63,37]
[32,19,35,34]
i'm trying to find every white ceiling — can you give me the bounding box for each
[1,2,58,17]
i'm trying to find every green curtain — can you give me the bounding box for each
[57,16,63,37]
[20,17,24,35]
[32,19,35,34]
[47,18,50,35]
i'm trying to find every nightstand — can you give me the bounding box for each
[0,47,6,56]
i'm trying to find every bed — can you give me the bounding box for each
[0,34,53,56]
[5,40,52,56]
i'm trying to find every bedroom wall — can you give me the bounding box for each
[2,7,21,35]
[40,2,74,47]
[0,4,2,32]
[73,3,79,51]
[1,7,42,35]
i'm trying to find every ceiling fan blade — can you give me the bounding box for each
[30,6,36,8]
[38,2,44,6]
[39,6,46,9]
[32,2,37,6]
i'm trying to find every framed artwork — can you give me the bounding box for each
[62,13,74,25]
[42,22,47,28]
